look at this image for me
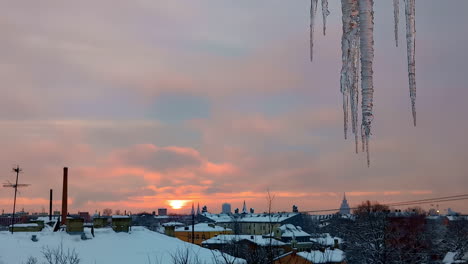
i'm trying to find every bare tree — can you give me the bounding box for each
[102,208,112,216]
[41,245,80,264]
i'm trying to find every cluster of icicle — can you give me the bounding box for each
[310,0,416,166]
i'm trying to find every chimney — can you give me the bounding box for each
[49,189,53,221]
[61,167,68,225]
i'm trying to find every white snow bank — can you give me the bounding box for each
[0,226,246,264]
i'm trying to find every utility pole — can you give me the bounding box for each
[2,166,30,234]
[11,166,20,234]
[191,203,195,244]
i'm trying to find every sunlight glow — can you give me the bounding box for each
[168,200,190,210]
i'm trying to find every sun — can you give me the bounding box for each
[168,200,189,210]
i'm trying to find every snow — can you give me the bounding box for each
[443,251,468,264]
[111,215,131,219]
[202,235,286,247]
[201,212,300,223]
[297,249,345,263]
[0,226,246,264]
[310,233,343,246]
[162,222,185,227]
[9,223,39,228]
[175,223,231,232]
[274,224,311,238]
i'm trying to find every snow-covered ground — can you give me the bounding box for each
[0,226,246,264]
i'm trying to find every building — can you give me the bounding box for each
[272,224,312,251]
[199,201,303,235]
[158,208,167,216]
[274,249,345,264]
[202,235,289,260]
[222,203,232,214]
[339,193,351,215]
[174,223,233,245]
[202,234,287,250]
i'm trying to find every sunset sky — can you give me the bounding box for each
[1,1,467,215]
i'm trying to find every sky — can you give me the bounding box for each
[0,1,467,215]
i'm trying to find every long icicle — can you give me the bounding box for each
[340,0,360,144]
[310,0,319,61]
[405,0,416,126]
[393,0,399,47]
[340,0,351,140]
[350,2,360,154]
[321,0,330,35]
[359,0,375,167]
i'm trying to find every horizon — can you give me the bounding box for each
[1,1,468,215]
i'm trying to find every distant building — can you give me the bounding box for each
[174,223,233,245]
[158,208,167,216]
[339,193,351,215]
[222,203,232,214]
[272,224,312,251]
[199,210,302,235]
[78,212,91,222]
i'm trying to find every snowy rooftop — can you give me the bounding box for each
[202,235,286,247]
[443,251,468,264]
[310,233,343,246]
[111,215,131,219]
[0,226,246,264]
[8,223,39,228]
[162,221,185,227]
[175,223,231,232]
[201,212,300,223]
[297,249,345,263]
[274,224,311,238]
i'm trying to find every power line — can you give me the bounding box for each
[300,194,468,214]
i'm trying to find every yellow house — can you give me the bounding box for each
[175,223,233,245]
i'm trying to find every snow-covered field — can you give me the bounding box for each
[0,226,245,264]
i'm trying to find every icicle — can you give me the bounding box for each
[310,0,319,61]
[393,0,399,47]
[321,0,330,35]
[340,0,360,143]
[359,0,375,166]
[405,0,416,126]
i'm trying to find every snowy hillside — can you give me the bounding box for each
[0,226,246,264]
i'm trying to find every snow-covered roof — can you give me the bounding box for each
[201,212,300,223]
[9,223,39,228]
[0,226,246,264]
[202,235,286,247]
[111,215,131,219]
[162,222,184,227]
[310,233,343,246]
[443,252,468,264]
[175,223,231,232]
[297,249,345,263]
[274,224,311,238]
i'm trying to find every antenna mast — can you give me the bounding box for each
[3,165,30,234]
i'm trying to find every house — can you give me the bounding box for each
[202,234,287,250]
[271,224,313,251]
[175,223,233,245]
[310,233,342,249]
[274,249,345,264]
[163,222,184,237]
[199,211,302,235]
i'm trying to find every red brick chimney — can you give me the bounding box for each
[61,167,68,225]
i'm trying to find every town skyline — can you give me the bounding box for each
[1,1,468,215]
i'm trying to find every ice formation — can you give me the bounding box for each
[310,0,417,166]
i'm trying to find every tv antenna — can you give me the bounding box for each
[3,165,30,234]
